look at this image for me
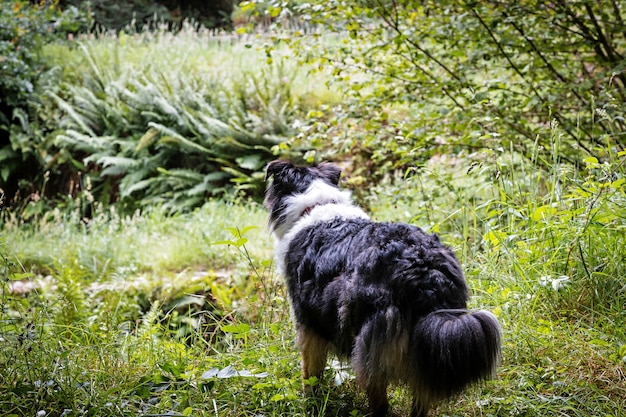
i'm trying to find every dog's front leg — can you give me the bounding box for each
[297,325,329,391]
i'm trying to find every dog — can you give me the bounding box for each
[264,160,501,417]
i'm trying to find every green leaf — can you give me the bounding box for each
[530,205,557,222]
[212,239,238,246]
[136,127,161,151]
[221,323,251,334]
[610,178,624,189]
[8,272,34,281]
[236,154,265,170]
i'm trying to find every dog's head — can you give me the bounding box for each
[264,160,346,238]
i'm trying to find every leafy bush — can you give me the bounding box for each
[45,31,306,212]
[283,0,626,177]
[0,0,87,209]
[0,1,78,118]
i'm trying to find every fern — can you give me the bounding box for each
[52,261,88,338]
[50,93,98,137]
[55,129,113,154]
[32,30,315,212]
[98,156,140,177]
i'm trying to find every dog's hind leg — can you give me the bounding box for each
[297,325,329,390]
[410,397,429,417]
[364,381,389,417]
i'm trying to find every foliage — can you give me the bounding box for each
[2,26,329,215]
[61,0,170,31]
[0,0,87,206]
[60,0,235,31]
[276,0,626,180]
[0,0,84,115]
[233,0,311,29]
[158,0,236,28]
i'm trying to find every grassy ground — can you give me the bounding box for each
[2,147,625,417]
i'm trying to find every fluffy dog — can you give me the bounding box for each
[264,160,501,417]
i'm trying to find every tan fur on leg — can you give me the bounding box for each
[297,326,329,390]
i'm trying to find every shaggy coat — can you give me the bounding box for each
[264,160,501,417]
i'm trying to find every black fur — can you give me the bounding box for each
[264,160,342,236]
[265,160,501,417]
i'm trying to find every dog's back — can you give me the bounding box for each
[283,218,469,342]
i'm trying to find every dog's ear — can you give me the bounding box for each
[265,160,293,182]
[317,162,342,185]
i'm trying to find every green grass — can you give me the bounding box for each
[5,200,272,276]
[2,143,625,417]
[42,24,336,105]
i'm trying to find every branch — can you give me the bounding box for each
[372,0,467,85]
[368,0,467,109]
[469,5,595,146]
[469,9,537,94]
[611,0,626,43]
[553,0,608,61]
[505,15,568,83]
[504,12,613,141]
[584,2,623,61]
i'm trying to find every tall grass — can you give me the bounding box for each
[5,200,272,276]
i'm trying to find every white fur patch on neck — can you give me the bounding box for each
[272,179,369,275]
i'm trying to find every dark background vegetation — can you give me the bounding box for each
[59,0,235,30]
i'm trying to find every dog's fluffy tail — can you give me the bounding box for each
[412,309,502,401]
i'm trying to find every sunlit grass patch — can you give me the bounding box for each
[4,200,271,278]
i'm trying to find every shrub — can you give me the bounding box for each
[2,23,329,216]
[284,0,626,178]
[0,0,87,209]
[42,30,308,213]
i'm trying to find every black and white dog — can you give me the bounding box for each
[264,160,501,417]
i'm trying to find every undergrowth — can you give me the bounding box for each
[1,129,625,416]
